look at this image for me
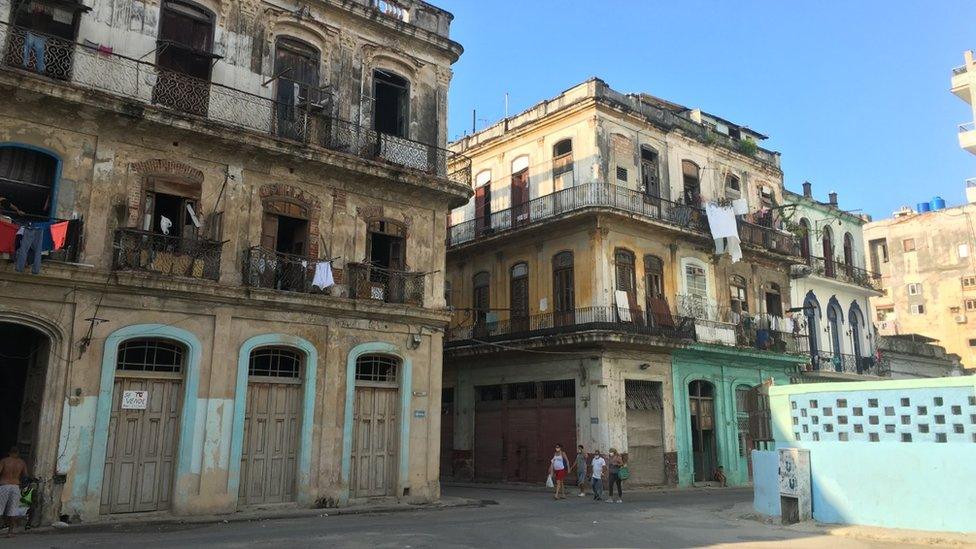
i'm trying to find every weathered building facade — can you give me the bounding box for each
[864,196,976,371]
[782,183,883,380]
[0,0,469,522]
[442,79,806,489]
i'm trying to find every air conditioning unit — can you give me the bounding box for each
[790,264,812,278]
[956,314,968,324]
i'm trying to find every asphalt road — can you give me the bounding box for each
[8,486,938,548]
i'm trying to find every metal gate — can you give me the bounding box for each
[239,347,303,505]
[101,339,184,514]
[624,380,665,485]
[473,380,576,482]
[350,354,401,498]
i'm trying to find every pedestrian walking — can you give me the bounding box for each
[607,448,625,503]
[568,444,587,497]
[547,443,570,500]
[0,447,28,538]
[590,450,607,501]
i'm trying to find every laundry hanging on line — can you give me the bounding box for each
[705,202,742,263]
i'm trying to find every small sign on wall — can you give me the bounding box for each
[413,410,427,418]
[122,390,148,410]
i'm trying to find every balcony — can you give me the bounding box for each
[959,122,976,154]
[445,306,697,346]
[0,23,471,186]
[951,51,973,104]
[803,351,886,376]
[449,182,709,247]
[806,256,882,291]
[113,229,222,281]
[674,294,808,354]
[737,218,799,256]
[347,262,425,306]
[243,246,330,293]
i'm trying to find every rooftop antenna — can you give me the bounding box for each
[472,109,476,133]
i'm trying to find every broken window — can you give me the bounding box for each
[373,69,409,138]
[0,146,57,218]
[552,139,573,190]
[274,37,321,141]
[154,0,216,116]
[729,274,748,315]
[7,0,84,79]
[681,160,700,205]
[725,173,741,196]
[142,177,202,238]
[640,147,660,199]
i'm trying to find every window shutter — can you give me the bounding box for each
[261,212,278,250]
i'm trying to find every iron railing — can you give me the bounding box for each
[737,219,799,256]
[113,228,222,281]
[347,262,425,306]
[0,22,471,186]
[448,182,709,246]
[243,246,331,293]
[960,122,975,133]
[446,306,696,344]
[807,256,882,291]
[807,351,882,376]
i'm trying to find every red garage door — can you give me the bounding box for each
[474,380,576,482]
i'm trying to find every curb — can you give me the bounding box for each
[26,497,487,536]
[442,481,751,496]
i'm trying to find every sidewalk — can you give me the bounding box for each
[26,496,485,535]
[442,479,735,495]
[728,502,976,548]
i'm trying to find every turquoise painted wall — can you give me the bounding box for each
[763,377,976,533]
[671,345,804,487]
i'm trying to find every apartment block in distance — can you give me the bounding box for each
[442,78,807,490]
[0,0,469,523]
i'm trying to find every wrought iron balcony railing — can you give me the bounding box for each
[446,306,696,344]
[674,294,808,354]
[737,218,799,256]
[448,182,709,247]
[113,228,222,281]
[243,246,333,293]
[806,256,882,291]
[347,262,425,306]
[806,351,883,376]
[0,22,471,186]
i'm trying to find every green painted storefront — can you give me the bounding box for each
[671,344,806,487]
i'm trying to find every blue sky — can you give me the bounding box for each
[438,1,976,220]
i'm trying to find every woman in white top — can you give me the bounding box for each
[547,443,569,500]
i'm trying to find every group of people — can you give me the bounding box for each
[548,444,626,503]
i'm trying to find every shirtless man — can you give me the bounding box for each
[0,446,28,537]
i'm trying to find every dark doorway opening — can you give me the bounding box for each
[689,380,717,483]
[0,323,49,468]
[373,70,408,138]
[275,215,308,256]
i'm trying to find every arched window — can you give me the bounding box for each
[553,251,575,326]
[849,302,865,367]
[117,338,185,374]
[827,298,844,363]
[156,0,216,115]
[248,346,302,379]
[510,262,529,331]
[355,354,400,384]
[798,218,811,262]
[803,292,821,363]
[473,271,490,328]
[729,274,748,315]
[822,225,835,277]
[552,139,574,190]
[681,160,701,205]
[373,69,409,138]
[274,37,321,140]
[614,249,636,294]
[640,146,661,199]
[843,232,855,276]
[0,146,58,218]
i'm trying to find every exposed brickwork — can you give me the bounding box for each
[260,183,323,259]
[127,159,206,227]
[332,188,347,211]
[356,205,384,219]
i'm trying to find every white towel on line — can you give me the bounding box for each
[312,261,335,289]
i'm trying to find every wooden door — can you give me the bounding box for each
[350,386,399,498]
[688,381,717,483]
[552,253,575,327]
[511,169,530,226]
[101,376,182,514]
[510,264,529,333]
[239,380,301,505]
[274,38,320,140]
[474,185,491,235]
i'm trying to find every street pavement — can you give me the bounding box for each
[6,486,947,548]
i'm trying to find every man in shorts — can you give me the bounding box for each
[0,446,28,537]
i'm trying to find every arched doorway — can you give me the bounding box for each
[849,303,865,373]
[827,298,844,371]
[0,322,51,470]
[101,338,186,514]
[239,346,304,505]
[803,292,820,367]
[688,380,717,483]
[822,226,835,277]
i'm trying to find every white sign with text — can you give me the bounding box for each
[121,390,149,410]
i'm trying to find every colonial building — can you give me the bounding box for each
[782,183,883,379]
[442,79,806,489]
[0,0,468,523]
[952,49,976,157]
[864,194,976,371]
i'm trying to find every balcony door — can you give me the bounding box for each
[259,200,310,291]
[511,167,529,227]
[8,0,82,80]
[154,0,215,116]
[510,263,529,333]
[641,147,661,208]
[552,251,574,327]
[274,38,320,141]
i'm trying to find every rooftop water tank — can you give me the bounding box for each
[930,196,946,211]
[917,202,931,213]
